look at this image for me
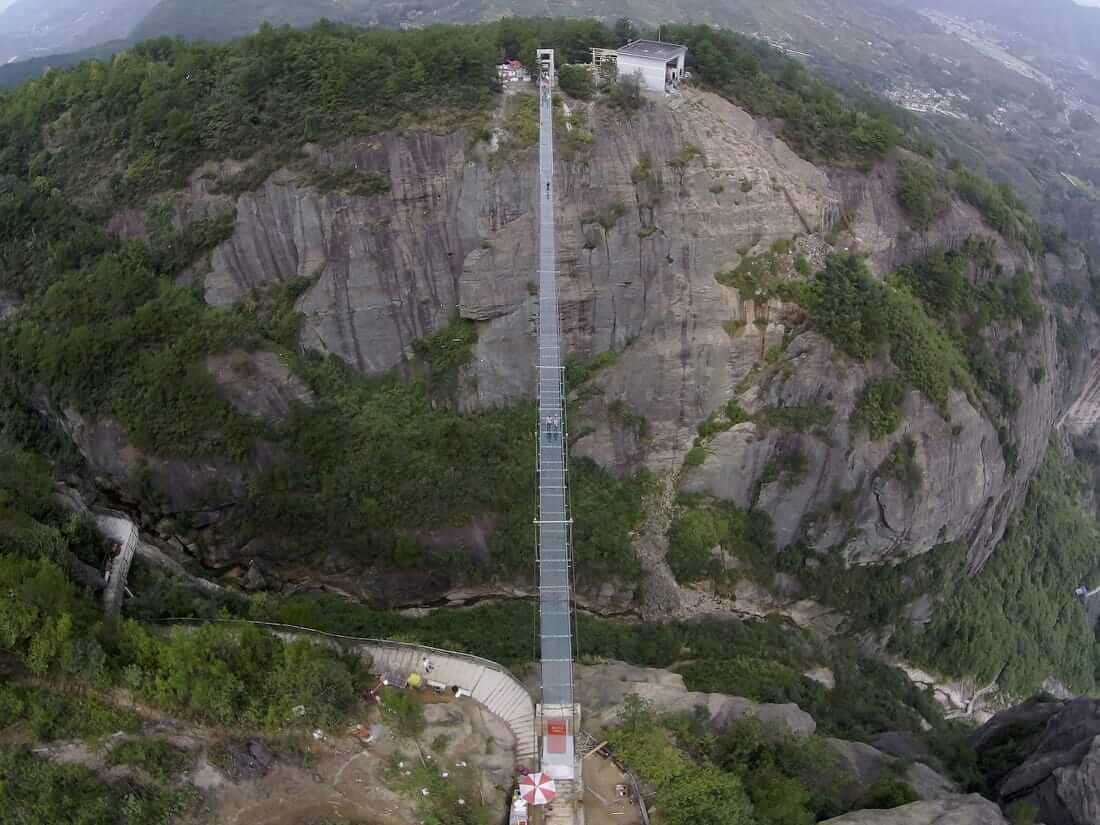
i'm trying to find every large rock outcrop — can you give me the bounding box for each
[675,153,1068,571]
[970,695,1100,825]
[202,90,832,429]
[569,660,817,735]
[820,794,1009,824]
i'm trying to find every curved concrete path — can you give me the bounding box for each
[155,619,537,765]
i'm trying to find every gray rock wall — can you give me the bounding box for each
[972,695,1100,825]
[68,86,1091,582]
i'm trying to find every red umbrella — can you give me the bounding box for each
[519,772,557,806]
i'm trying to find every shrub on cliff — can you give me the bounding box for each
[608,696,756,825]
[897,157,950,231]
[851,377,906,440]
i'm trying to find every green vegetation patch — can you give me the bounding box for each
[677,656,810,705]
[607,695,948,825]
[498,92,540,153]
[244,344,647,584]
[878,436,923,493]
[761,449,811,489]
[0,24,499,211]
[904,450,1100,694]
[716,252,781,294]
[0,746,193,825]
[411,317,477,399]
[607,399,649,438]
[607,697,755,825]
[851,377,907,440]
[858,776,920,810]
[896,157,950,231]
[300,162,390,198]
[758,405,833,433]
[0,241,271,460]
[668,144,704,186]
[788,252,976,409]
[950,168,1042,252]
[696,399,753,441]
[557,107,595,163]
[558,64,594,99]
[386,753,490,825]
[0,552,368,730]
[108,739,192,782]
[0,683,142,742]
[666,499,775,585]
[565,350,619,388]
[379,687,425,738]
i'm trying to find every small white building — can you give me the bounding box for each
[616,39,687,93]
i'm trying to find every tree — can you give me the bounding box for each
[804,253,888,360]
[558,64,593,99]
[605,72,643,112]
[613,17,637,46]
[668,144,703,188]
[896,158,949,231]
[660,764,755,825]
[609,696,756,825]
[380,687,425,737]
[667,508,729,582]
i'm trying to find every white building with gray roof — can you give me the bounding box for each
[616,39,687,93]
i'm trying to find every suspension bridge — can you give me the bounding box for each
[533,48,582,816]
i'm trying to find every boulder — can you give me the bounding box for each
[872,731,946,774]
[971,696,1100,825]
[968,699,1100,825]
[819,794,1009,824]
[206,350,315,425]
[826,738,957,808]
[571,661,816,736]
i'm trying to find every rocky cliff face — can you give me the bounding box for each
[202,90,832,440]
[74,86,1092,599]
[971,695,1100,825]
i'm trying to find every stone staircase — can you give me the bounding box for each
[545,778,582,825]
[361,642,538,765]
